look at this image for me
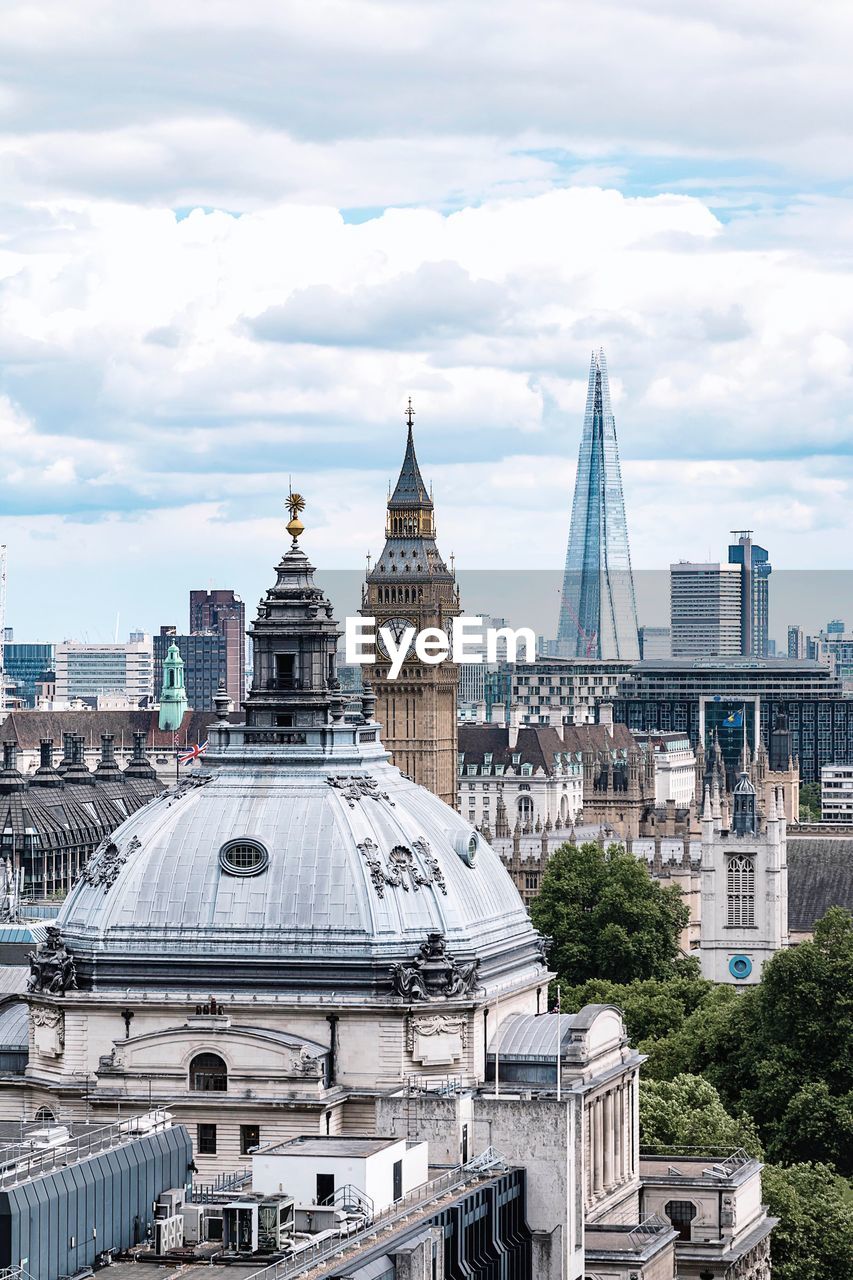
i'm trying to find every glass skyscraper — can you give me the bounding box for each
[558,349,640,660]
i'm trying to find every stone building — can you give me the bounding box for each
[0,504,775,1280]
[0,732,161,897]
[457,721,583,834]
[363,404,460,806]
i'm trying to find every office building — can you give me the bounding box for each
[787,624,805,658]
[820,763,853,823]
[54,637,154,705]
[557,349,640,660]
[511,658,634,726]
[154,627,226,712]
[728,531,772,657]
[189,588,246,708]
[1,643,55,707]
[670,561,743,657]
[638,625,671,658]
[612,655,845,783]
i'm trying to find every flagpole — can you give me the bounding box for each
[495,991,500,1098]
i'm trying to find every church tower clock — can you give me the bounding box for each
[363,402,460,807]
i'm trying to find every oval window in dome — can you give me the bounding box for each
[219,839,269,877]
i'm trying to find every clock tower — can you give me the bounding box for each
[363,401,460,807]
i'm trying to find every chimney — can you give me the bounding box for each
[475,700,487,725]
[39,739,53,769]
[2,742,15,771]
[599,703,614,736]
[491,702,506,727]
[132,730,145,762]
[100,734,115,765]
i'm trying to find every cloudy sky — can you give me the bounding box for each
[2,0,853,641]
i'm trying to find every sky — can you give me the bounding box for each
[2,0,853,641]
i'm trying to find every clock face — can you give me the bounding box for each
[377,617,416,660]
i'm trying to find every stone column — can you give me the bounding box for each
[593,1096,604,1197]
[603,1091,614,1190]
[621,1084,631,1182]
[613,1085,622,1187]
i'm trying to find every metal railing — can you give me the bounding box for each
[188,1165,252,1203]
[0,1108,173,1191]
[239,1148,510,1280]
[626,1214,670,1250]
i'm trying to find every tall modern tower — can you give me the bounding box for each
[728,531,772,657]
[558,349,640,660]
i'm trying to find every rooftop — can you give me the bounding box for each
[262,1136,402,1158]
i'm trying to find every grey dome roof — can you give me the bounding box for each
[56,528,545,999]
[59,755,544,997]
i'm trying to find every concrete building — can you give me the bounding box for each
[670,562,743,657]
[728,531,772,658]
[55,637,154,705]
[154,627,226,712]
[0,504,776,1280]
[638,626,671,659]
[787,623,805,659]
[189,588,246,708]
[821,763,853,822]
[632,731,696,807]
[512,658,634,726]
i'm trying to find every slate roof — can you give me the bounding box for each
[388,424,430,508]
[787,837,853,931]
[458,723,637,773]
[2,709,239,753]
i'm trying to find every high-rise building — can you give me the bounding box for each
[827,618,846,635]
[54,637,154,705]
[670,562,742,657]
[638,625,671,659]
[728,531,772,656]
[189,589,246,708]
[363,403,460,805]
[2,642,55,706]
[154,627,226,712]
[558,349,640,660]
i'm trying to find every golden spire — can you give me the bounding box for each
[286,489,306,544]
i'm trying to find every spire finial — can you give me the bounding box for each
[405,397,415,429]
[286,488,306,547]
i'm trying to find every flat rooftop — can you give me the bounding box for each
[262,1136,400,1158]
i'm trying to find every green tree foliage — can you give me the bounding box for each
[799,780,822,822]
[531,842,690,985]
[639,1073,762,1157]
[762,1163,853,1280]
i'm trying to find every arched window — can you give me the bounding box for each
[664,1200,697,1241]
[727,854,755,928]
[517,795,534,830]
[189,1052,228,1092]
[34,1106,57,1126]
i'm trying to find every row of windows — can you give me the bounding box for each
[197,1122,259,1156]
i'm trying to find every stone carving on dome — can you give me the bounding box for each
[357,838,448,898]
[391,932,480,1001]
[405,1014,468,1052]
[327,774,395,808]
[32,1004,65,1058]
[27,926,77,996]
[81,835,142,891]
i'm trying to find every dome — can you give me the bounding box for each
[57,529,545,1001]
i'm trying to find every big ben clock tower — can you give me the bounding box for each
[363,401,460,807]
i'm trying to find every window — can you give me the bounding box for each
[727,854,756,928]
[197,1123,217,1155]
[240,1124,260,1155]
[664,1199,697,1241]
[316,1173,335,1204]
[34,1106,57,1125]
[275,653,295,688]
[219,839,269,877]
[190,1052,228,1092]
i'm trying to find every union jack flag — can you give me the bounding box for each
[179,740,208,766]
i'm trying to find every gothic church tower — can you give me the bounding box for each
[363,403,460,806]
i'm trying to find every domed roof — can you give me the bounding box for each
[58,524,545,1001]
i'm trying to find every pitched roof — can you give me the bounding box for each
[389,424,430,508]
[458,722,636,773]
[787,838,853,931]
[1,708,239,752]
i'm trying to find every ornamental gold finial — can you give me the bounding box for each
[286,489,306,544]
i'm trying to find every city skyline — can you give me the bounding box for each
[2,5,853,641]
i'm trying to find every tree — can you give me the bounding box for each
[769,1083,853,1175]
[799,780,822,822]
[531,842,690,985]
[762,1163,853,1280]
[639,1073,761,1157]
